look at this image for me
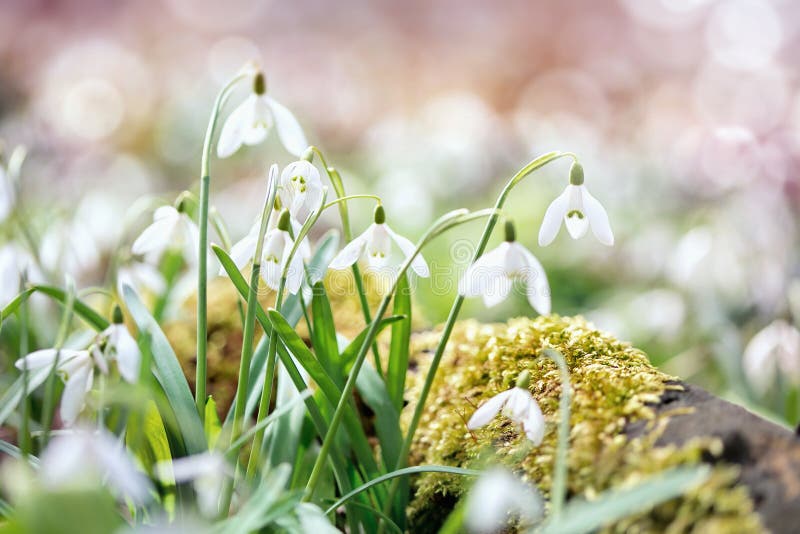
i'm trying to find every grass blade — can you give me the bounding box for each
[387,272,411,411]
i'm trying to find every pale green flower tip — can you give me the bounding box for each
[273,194,283,212]
[569,162,584,185]
[277,208,291,232]
[253,72,266,95]
[374,204,386,224]
[504,220,516,242]
[112,305,124,325]
[516,370,531,389]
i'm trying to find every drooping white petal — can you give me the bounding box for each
[180,213,201,265]
[563,185,589,239]
[279,160,323,219]
[580,186,614,246]
[292,219,312,261]
[131,213,178,256]
[521,398,546,445]
[385,224,429,277]
[266,95,308,157]
[60,361,92,426]
[284,235,305,295]
[109,325,141,383]
[91,430,152,504]
[117,262,166,297]
[329,233,367,270]
[465,467,543,534]
[458,243,508,298]
[217,94,257,158]
[15,349,84,371]
[159,452,229,518]
[242,95,272,146]
[482,275,513,308]
[513,243,551,315]
[227,231,259,271]
[467,389,513,429]
[365,224,392,269]
[538,187,570,246]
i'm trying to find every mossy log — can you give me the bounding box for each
[404,316,800,533]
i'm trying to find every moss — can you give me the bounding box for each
[403,316,763,533]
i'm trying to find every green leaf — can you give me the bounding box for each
[387,272,411,411]
[0,288,35,326]
[538,466,711,534]
[126,400,173,477]
[0,367,53,428]
[0,439,39,467]
[10,489,124,534]
[310,281,340,382]
[30,285,109,331]
[324,465,482,514]
[340,314,405,369]
[205,396,222,449]
[123,285,206,455]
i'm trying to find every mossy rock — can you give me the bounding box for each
[403,316,764,533]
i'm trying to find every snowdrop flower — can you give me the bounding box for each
[467,371,545,445]
[132,203,199,264]
[157,452,230,518]
[464,467,543,534]
[15,313,140,426]
[40,217,102,282]
[217,72,308,158]
[538,162,613,246]
[40,427,151,503]
[0,243,40,308]
[458,221,550,314]
[329,204,429,277]
[743,320,800,394]
[278,160,323,219]
[260,209,305,294]
[0,157,14,223]
[116,260,166,298]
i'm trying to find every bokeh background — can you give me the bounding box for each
[2,0,799,424]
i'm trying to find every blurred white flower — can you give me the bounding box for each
[458,223,550,314]
[278,160,323,220]
[275,502,339,534]
[15,321,140,426]
[0,160,14,223]
[158,452,230,518]
[0,243,40,308]
[467,372,545,445]
[743,320,800,394]
[329,205,429,277]
[464,467,543,534]
[538,162,613,246]
[40,217,102,282]
[117,260,166,297]
[132,205,199,264]
[217,72,307,158]
[40,427,151,503]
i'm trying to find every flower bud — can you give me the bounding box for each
[301,147,314,163]
[277,208,291,232]
[373,204,386,225]
[253,72,266,95]
[569,162,584,186]
[504,220,516,242]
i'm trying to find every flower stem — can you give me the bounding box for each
[196,73,248,422]
[543,348,571,516]
[218,173,277,516]
[377,151,577,530]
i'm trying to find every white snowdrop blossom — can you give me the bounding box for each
[157,452,230,518]
[257,210,305,295]
[0,243,41,308]
[278,160,323,219]
[40,427,151,503]
[132,205,200,264]
[458,222,550,314]
[538,162,613,246]
[116,260,166,298]
[15,318,140,426]
[217,72,307,158]
[329,205,429,277]
[743,319,800,394]
[464,467,543,534]
[0,159,14,223]
[467,372,545,445]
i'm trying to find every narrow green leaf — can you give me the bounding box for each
[538,466,711,534]
[324,465,481,514]
[310,281,340,381]
[0,367,52,428]
[387,272,411,411]
[340,314,405,369]
[205,396,222,449]
[0,287,35,326]
[123,285,206,455]
[30,285,109,331]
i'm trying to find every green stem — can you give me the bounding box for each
[218,175,277,516]
[196,73,248,422]
[543,348,571,516]
[18,278,30,459]
[378,151,576,529]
